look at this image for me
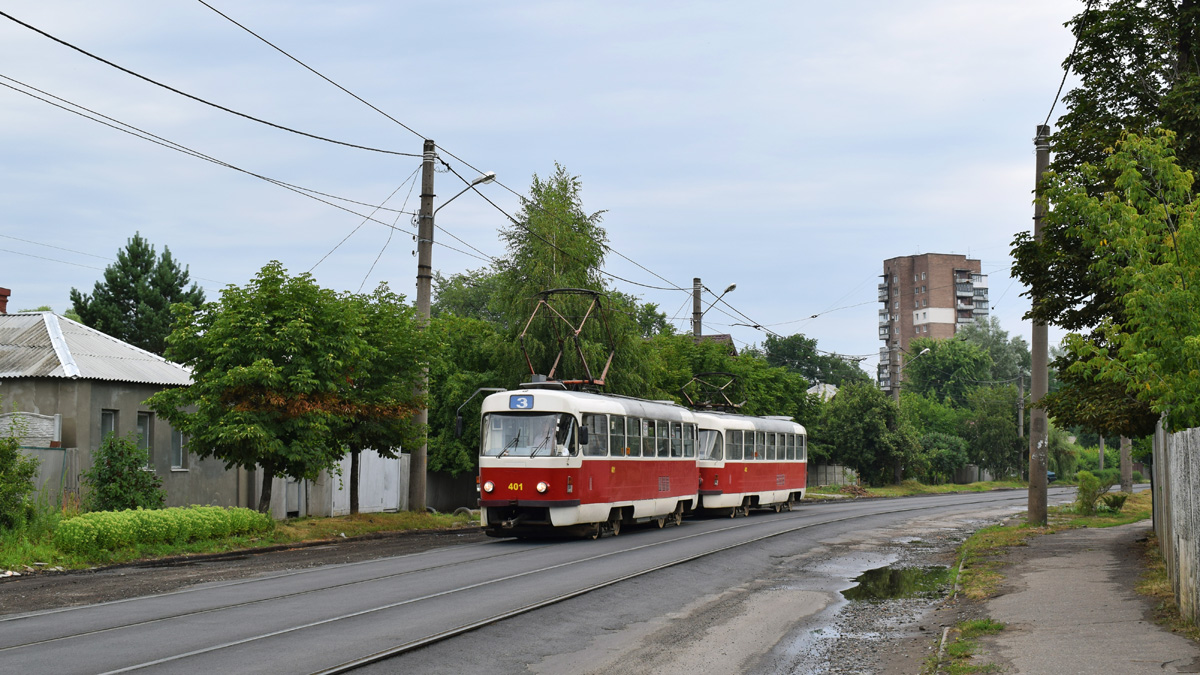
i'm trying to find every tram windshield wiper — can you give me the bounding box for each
[528,429,554,457]
[499,429,520,458]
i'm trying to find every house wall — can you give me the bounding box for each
[1,377,246,509]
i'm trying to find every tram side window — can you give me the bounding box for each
[755,431,766,460]
[683,423,696,458]
[657,420,670,458]
[628,417,642,457]
[766,432,776,461]
[644,420,656,457]
[670,422,683,458]
[609,415,626,457]
[786,434,795,460]
[800,435,808,461]
[583,414,608,457]
[728,430,743,460]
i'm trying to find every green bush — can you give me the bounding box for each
[0,434,40,530]
[54,505,273,554]
[1074,470,1117,515]
[1094,468,1121,485]
[1133,471,1144,483]
[1101,492,1129,512]
[81,434,165,512]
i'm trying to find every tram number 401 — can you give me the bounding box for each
[508,483,524,491]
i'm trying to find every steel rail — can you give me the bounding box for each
[98,489,1065,674]
[0,539,543,653]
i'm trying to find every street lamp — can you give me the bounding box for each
[410,138,495,513]
[693,282,736,337]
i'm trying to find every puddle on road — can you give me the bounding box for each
[842,565,951,601]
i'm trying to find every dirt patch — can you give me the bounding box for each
[0,527,489,617]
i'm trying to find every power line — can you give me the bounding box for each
[1044,0,1095,128]
[309,165,422,272]
[0,10,420,158]
[0,74,417,217]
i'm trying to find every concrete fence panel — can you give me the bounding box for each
[1155,424,1200,624]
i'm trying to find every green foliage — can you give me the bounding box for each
[81,433,164,512]
[1074,470,1117,515]
[53,505,272,555]
[69,233,205,356]
[1047,422,1079,478]
[955,317,1030,382]
[432,269,509,326]
[0,433,39,530]
[900,391,964,437]
[960,386,1024,479]
[763,333,869,387]
[1101,492,1130,512]
[427,315,506,476]
[902,337,992,407]
[815,382,919,486]
[919,433,969,485]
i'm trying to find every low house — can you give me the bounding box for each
[0,309,410,517]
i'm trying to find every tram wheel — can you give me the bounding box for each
[609,518,621,537]
[784,501,793,512]
[657,516,667,528]
[773,503,783,514]
[590,523,603,540]
[728,508,738,519]
[672,508,684,527]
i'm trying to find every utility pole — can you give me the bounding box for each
[1018,375,1025,438]
[410,138,436,513]
[692,277,702,338]
[1028,125,1050,525]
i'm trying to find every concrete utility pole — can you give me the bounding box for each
[1120,436,1133,493]
[410,138,436,513]
[1018,375,1025,438]
[1028,124,1051,526]
[1098,436,1105,470]
[692,278,703,338]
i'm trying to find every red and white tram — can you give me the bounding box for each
[478,384,700,538]
[694,411,807,516]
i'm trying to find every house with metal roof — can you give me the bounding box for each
[0,311,257,509]
[0,310,418,516]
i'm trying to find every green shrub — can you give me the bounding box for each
[1101,492,1130,512]
[81,434,165,512]
[1074,470,1117,515]
[1133,471,1144,483]
[54,505,272,555]
[0,434,39,530]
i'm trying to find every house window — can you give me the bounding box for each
[100,409,118,441]
[913,274,918,282]
[171,428,188,469]
[922,299,927,307]
[922,272,926,280]
[914,300,919,308]
[892,301,898,309]
[137,412,154,469]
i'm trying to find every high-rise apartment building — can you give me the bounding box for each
[878,253,989,394]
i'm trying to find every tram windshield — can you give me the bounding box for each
[697,429,723,461]
[481,413,578,457]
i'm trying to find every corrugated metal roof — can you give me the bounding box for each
[0,312,191,386]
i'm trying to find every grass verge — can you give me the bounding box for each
[1,509,477,571]
[924,618,1005,674]
[955,489,1152,600]
[1135,531,1200,641]
[808,479,1028,499]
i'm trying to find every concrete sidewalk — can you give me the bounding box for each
[979,519,1200,674]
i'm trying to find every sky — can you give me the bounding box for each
[0,1,1083,378]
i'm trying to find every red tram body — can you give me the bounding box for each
[694,412,807,516]
[478,385,700,538]
[477,384,808,537]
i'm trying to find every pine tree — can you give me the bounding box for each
[69,233,205,355]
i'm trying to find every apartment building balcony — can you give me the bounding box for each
[955,283,974,297]
[957,315,975,324]
[957,299,974,310]
[972,274,988,289]
[974,305,990,315]
[879,310,890,327]
[879,348,891,366]
[878,284,889,302]
[879,326,892,339]
[954,269,972,283]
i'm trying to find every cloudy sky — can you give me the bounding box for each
[0,1,1081,376]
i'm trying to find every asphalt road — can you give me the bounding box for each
[0,488,1079,675]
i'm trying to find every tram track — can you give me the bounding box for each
[10,489,1053,675]
[0,539,543,653]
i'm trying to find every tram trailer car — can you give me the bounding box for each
[478,386,700,538]
[694,411,807,516]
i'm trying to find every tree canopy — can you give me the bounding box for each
[148,262,426,512]
[70,233,205,356]
[763,333,870,386]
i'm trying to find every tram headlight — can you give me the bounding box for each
[482,481,495,493]
[536,481,549,493]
